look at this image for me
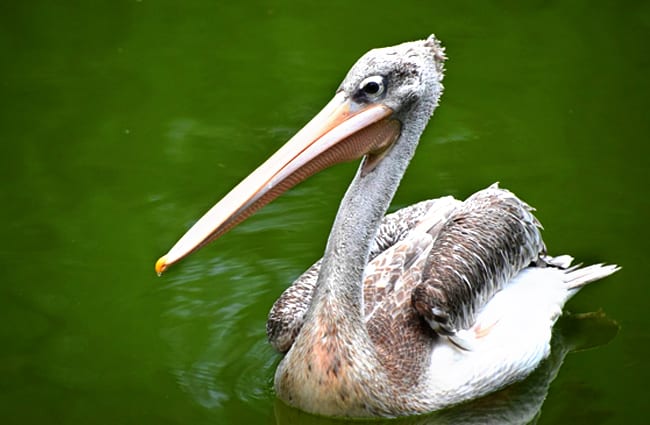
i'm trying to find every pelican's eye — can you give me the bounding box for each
[359,76,385,98]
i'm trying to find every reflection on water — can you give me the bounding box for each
[272,312,618,425]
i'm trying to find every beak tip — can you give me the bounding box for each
[155,255,168,276]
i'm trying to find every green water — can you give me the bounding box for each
[1,1,648,424]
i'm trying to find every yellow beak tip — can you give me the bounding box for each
[155,256,168,276]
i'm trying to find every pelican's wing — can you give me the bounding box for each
[266,196,459,353]
[412,185,545,336]
[266,259,321,353]
[362,230,438,388]
[357,197,462,387]
[362,196,461,317]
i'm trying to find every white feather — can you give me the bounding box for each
[423,262,617,406]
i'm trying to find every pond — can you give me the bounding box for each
[1,1,648,424]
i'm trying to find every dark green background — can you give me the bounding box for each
[1,1,647,424]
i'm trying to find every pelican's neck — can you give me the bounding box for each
[311,111,433,325]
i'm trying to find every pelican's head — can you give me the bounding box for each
[156,35,446,274]
[339,35,445,127]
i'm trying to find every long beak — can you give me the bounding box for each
[156,92,401,274]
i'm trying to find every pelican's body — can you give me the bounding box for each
[156,35,618,417]
[267,188,615,416]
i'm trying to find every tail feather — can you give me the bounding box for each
[565,263,620,290]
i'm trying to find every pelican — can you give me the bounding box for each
[156,35,618,417]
